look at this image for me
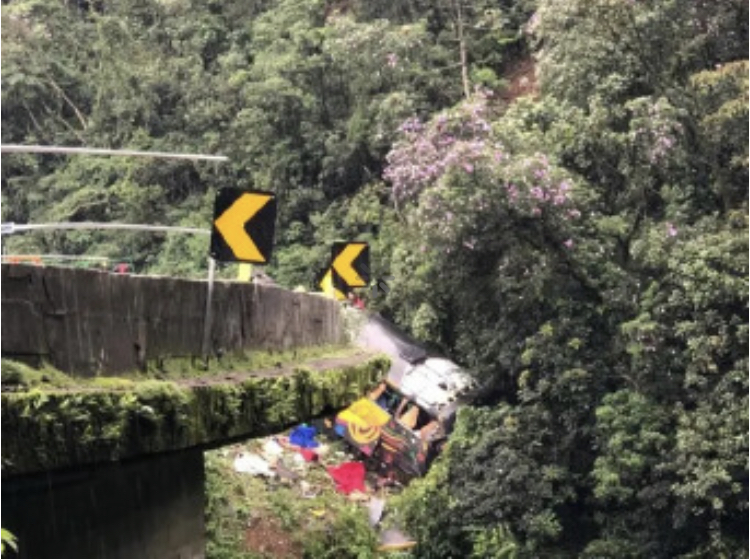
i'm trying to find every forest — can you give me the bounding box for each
[2,0,748,557]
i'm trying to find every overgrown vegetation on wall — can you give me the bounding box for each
[1,355,389,474]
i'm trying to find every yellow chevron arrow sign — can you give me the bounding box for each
[332,242,368,288]
[211,190,276,263]
[319,268,347,301]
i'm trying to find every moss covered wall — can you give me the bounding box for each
[1,356,389,476]
[1,264,345,376]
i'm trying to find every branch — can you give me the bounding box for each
[21,100,46,137]
[41,101,86,143]
[452,0,471,99]
[46,77,88,131]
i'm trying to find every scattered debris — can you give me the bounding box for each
[233,452,274,477]
[378,527,417,552]
[335,397,391,456]
[274,460,299,483]
[326,461,367,495]
[289,424,319,448]
[296,448,318,462]
[214,415,423,557]
[367,496,385,526]
[262,438,284,459]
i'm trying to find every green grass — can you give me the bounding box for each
[1,344,361,390]
[0,360,76,389]
[139,344,359,380]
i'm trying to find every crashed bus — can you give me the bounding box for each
[334,354,478,479]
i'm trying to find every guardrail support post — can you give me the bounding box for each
[201,257,216,363]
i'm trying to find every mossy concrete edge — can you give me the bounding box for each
[1,355,390,476]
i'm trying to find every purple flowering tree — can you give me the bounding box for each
[384,94,581,252]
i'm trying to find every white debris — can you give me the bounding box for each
[262,438,284,459]
[368,497,385,526]
[233,453,274,477]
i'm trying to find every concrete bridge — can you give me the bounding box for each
[1,264,389,558]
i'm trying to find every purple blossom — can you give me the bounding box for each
[529,11,540,29]
[563,239,574,249]
[384,95,500,202]
[530,187,545,200]
[386,53,399,68]
[666,223,678,237]
[399,117,423,133]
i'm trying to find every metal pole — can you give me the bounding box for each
[1,146,228,366]
[1,144,229,162]
[202,257,217,362]
[1,254,114,262]
[2,222,210,236]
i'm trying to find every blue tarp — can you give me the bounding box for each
[289,424,319,448]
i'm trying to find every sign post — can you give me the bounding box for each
[205,188,277,361]
[201,257,217,361]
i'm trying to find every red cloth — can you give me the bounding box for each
[326,462,366,495]
[298,448,318,462]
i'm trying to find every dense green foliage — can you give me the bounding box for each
[2,0,747,557]
[390,2,748,557]
[2,0,525,279]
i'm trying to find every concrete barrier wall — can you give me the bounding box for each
[1,264,345,376]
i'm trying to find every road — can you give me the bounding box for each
[354,313,428,385]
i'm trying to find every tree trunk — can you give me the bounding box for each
[453,0,471,99]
